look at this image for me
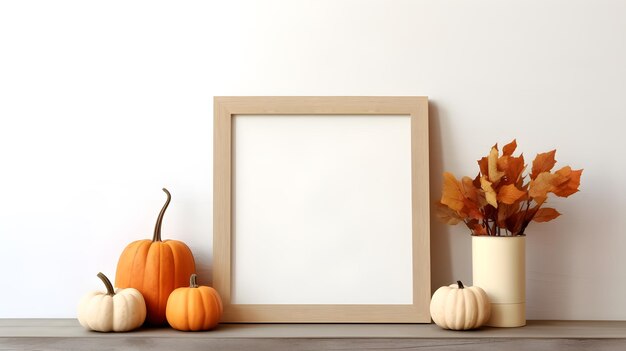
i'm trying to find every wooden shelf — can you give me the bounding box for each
[2,319,626,350]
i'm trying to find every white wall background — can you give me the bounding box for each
[1,0,624,319]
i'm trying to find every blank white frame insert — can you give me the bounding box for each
[232,115,413,304]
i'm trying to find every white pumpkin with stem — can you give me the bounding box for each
[430,281,491,330]
[78,272,147,332]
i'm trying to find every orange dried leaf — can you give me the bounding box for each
[461,177,483,220]
[464,219,479,232]
[480,176,498,208]
[477,157,489,177]
[497,155,510,175]
[498,154,525,185]
[497,184,526,204]
[441,172,465,212]
[502,139,517,156]
[435,202,463,225]
[531,150,557,180]
[488,146,505,183]
[532,207,561,222]
[497,202,520,228]
[555,166,572,177]
[553,166,583,197]
[505,211,525,234]
[461,176,479,202]
[472,173,482,189]
[471,222,488,235]
[464,202,484,220]
[529,172,568,199]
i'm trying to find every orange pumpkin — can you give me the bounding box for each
[166,274,223,331]
[115,188,196,325]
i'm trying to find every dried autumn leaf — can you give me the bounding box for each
[488,146,505,183]
[483,202,497,218]
[461,177,483,220]
[497,184,526,204]
[441,172,465,213]
[531,150,557,180]
[477,157,488,177]
[498,154,526,185]
[435,202,463,225]
[505,211,525,235]
[497,202,521,228]
[555,165,573,177]
[497,155,510,177]
[463,204,483,220]
[502,139,517,156]
[461,176,479,202]
[464,219,479,232]
[480,176,498,208]
[472,173,481,188]
[553,166,583,197]
[528,172,568,200]
[476,192,489,208]
[532,208,561,222]
[471,222,488,235]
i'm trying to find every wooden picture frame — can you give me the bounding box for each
[213,96,430,323]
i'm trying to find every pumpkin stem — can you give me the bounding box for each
[457,280,465,289]
[153,188,171,242]
[190,274,198,288]
[97,272,116,296]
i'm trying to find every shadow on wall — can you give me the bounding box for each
[429,100,450,292]
[175,198,214,288]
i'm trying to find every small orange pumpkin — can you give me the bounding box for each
[166,274,223,331]
[115,188,196,325]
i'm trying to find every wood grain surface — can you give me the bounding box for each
[1,319,626,351]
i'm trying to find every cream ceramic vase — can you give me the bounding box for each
[472,235,526,327]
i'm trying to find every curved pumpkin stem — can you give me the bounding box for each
[97,272,116,296]
[190,274,198,288]
[457,280,465,289]
[153,188,171,242]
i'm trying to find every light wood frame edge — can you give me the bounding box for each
[213,96,430,323]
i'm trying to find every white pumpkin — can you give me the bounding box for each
[78,272,146,332]
[430,280,491,330]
